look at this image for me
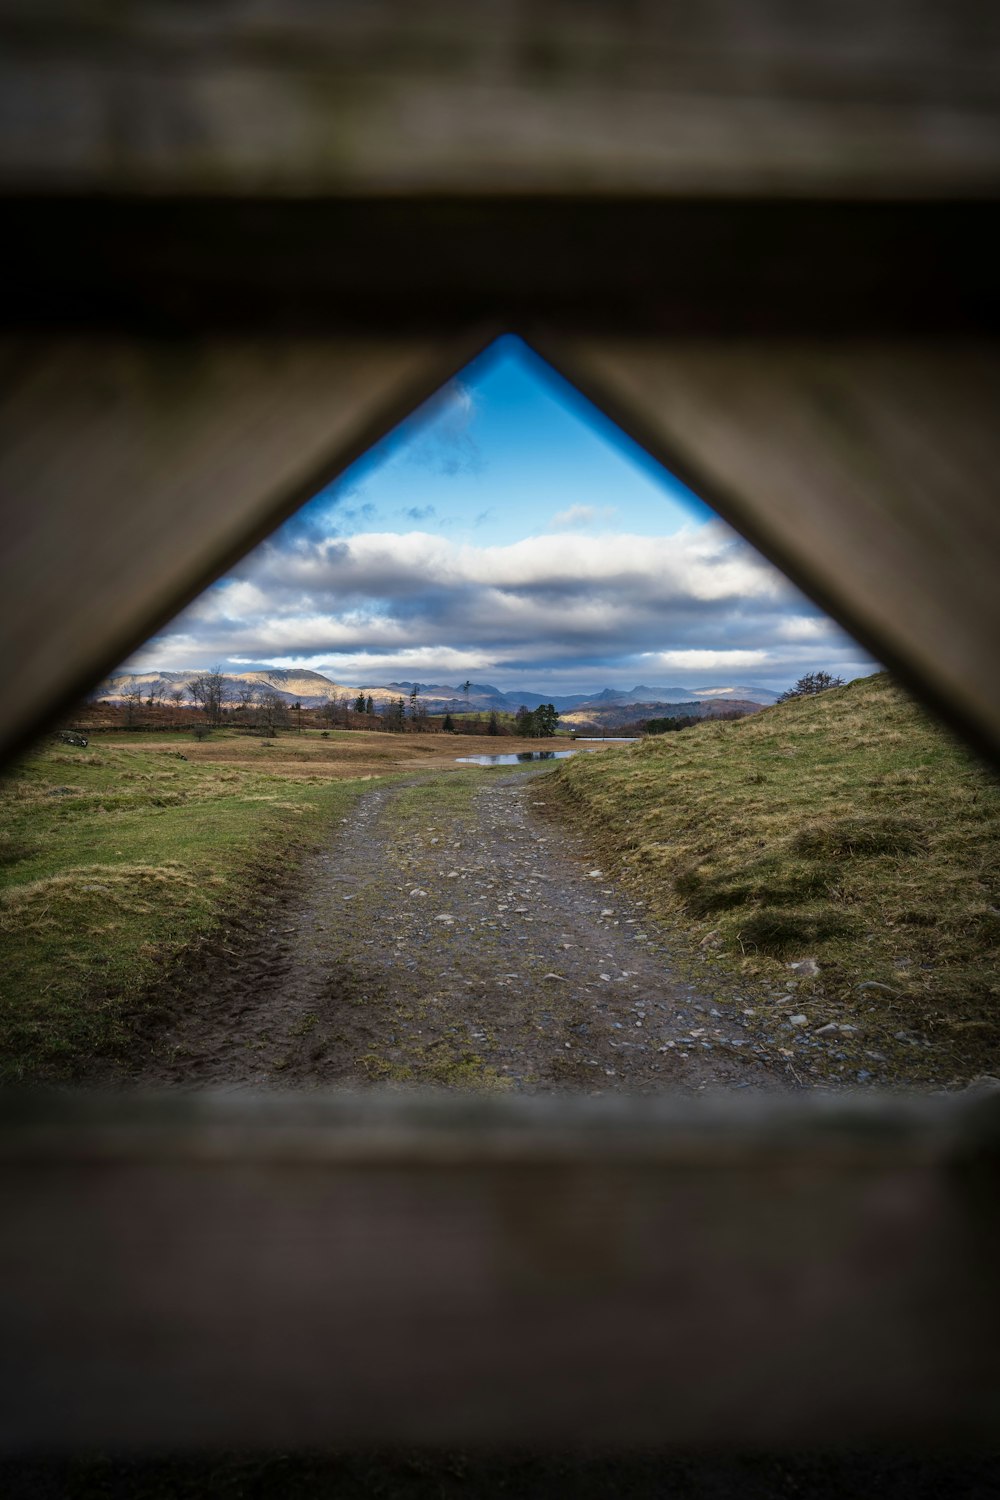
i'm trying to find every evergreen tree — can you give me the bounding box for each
[366,695,374,716]
[442,713,455,733]
[536,703,559,736]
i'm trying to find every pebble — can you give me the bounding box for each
[434,914,455,924]
[542,972,566,982]
[409,888,428,898]
[789,1014,808,1026]
[588,870,603,878]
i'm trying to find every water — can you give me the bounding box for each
[456,749,580,766]
[455,740,637,766]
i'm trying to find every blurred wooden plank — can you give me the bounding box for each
[0,1,998,197]
[542,338,1000,761]
[1,1089,997,1451]
[0,335,485,760]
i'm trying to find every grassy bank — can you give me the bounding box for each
[0,735,380,1082]
[542,674,1000,1086]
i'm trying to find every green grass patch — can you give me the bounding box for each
[0,738,379,1082]
[541,674,1000,1085]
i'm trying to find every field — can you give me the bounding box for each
[542,673,1000,1085]
[0,727,539,1082]
[4,685,998,1090]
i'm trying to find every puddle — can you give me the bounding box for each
[456,741,637,766]
[456,749,579,766]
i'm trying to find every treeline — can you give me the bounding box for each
[72,696,560,739]
[596,709,751,737]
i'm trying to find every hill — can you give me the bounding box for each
[560,699,764,733]
[97,671,784,715]
[541,673,1000,1086]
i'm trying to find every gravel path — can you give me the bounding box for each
[127,768,788,1092]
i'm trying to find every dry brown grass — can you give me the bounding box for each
[543,674,1000,1086]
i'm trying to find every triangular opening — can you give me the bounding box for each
[109,335,876,717]
[7,336,996,1096]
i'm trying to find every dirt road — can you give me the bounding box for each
[123,765,789,1092]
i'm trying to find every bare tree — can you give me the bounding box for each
[187,667,229,726]
[255,686,289,735]
[121,683,143,728]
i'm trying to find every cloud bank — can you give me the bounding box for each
[127,518,873,693]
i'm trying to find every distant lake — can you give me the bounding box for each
[456,740,636,767]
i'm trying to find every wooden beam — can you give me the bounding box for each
[1,1089,997,1451]
[539,337,1000,762]
[6,198,999,337]
[1,1,998,197]
[0,334,489,760]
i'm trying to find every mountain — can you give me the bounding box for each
[96,670,782,715]
[688,684,781,705]
[559,699,765,732]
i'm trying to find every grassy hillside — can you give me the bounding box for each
[543,674,1000,1086]
[0,738,377,1082]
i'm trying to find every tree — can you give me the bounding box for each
[777,671,845,703]
[121,683,143,727]
[533,703,560,737]
[255,686,289,735]
[643,714,700,736]
[488,710,500,736]
[366,695,375,716]
[442,712,455,733]
[188,667,228,725]
[354,693,367,714]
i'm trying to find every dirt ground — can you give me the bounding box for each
[96,727,596,780]
[111,762,798,1091]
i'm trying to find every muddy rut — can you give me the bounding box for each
[124,767,788,1093]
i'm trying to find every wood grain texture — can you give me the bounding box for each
[0,1,998,197]
[0,336,486,759]
[1,1089,997,1450]
[541,338,1000,760]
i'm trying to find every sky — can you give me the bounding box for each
[125,336,875,695]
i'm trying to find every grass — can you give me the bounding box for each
[0,735,381,1082]
[541,673,1000,1086]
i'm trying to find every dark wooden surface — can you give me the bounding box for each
[2,1088,998,1451]
[5,197,999,336]
[1,1,998,197]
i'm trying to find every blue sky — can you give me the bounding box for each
[128,336,874,694]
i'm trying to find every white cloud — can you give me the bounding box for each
[775,615,832,642]
[645,649,772,671]
[122,515,874,694]
[549,505,618,529]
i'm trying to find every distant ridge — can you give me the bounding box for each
[96,669,782,715]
